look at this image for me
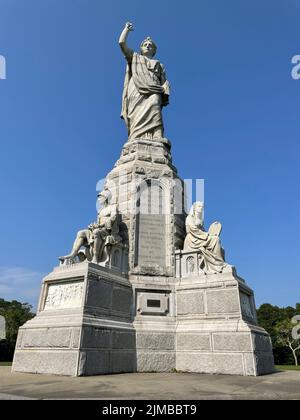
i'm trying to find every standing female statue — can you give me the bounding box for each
[119,22,170,140]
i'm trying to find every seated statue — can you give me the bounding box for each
[59,190,121,265]
[183,202,227,274]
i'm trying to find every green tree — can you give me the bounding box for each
[0,298,35,361]
[257,303,285,342]
[274,319,300,366]
[257,303,300,365]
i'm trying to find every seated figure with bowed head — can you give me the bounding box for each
[184,202,227,274]
[59,190,121,265]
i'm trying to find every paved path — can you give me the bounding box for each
[0,367,299,400]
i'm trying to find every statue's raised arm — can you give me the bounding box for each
[119,22,134,61]
[119,22,170,140]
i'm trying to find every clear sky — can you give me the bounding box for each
[0,0,299,310]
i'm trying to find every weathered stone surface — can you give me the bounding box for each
[13,235,274,377]
[177,334,211,351]
[137,351,175,372]
[112,330,136,349]
[213,333,252,352]
[253,333,273,352]
[71,328,81,348]
[16,330,23,348]
[136,333,175,350]
[255,353,275,375]
[23,328,72,348]
[177,291,204,315]
[79,351,110,375]
[206,289,240,314]
[153,157,166,164]
[13,351,78,376]
[243,353,256,376]
[81,327,111,349]
[137,154,151,162]
[176,352,244,375]
[12,264,138,376]
[111,351,137,373]
[112,287,132,314]
[86,280,112,310]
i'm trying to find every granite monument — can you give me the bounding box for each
[12,22,274,376]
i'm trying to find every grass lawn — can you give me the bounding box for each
[0,362,12,366]
[276,365,300,371]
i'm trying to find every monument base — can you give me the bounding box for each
[12,262,136,376]
[13,255,275,377]
[130,274,177,372]
[175,250,275,376]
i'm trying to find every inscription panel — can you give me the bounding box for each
[240,293,254,319]
[44,281,84,310]
[137,292,169,316]
[137,214,166,268]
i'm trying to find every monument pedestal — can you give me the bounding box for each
[131,274,177,372]
[12,262,136,376]
[175,250,275,376]
[105,138,186,276]
[12,137,275,377]
[12,259,275,377]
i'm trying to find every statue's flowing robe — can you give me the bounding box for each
[121,52,169,139]
[83,205,121,246]
[184,215,226,273]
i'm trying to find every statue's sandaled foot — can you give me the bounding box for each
[59,254,76,265]
[59,255,70,262]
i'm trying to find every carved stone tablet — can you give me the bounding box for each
[44,281,84,310]
[137,214,166,268]
[135,181,167,270]
[240,293,254,319]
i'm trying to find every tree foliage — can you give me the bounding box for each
[0,298,35,361]
[257,303,300,365]
[274,319,300,366]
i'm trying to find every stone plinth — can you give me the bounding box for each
[13,255,275,376]
[12,262,136,376]
[13,266,179,376]
[105,138,186,276]
[174,250,275,376]
[12,134,275,377]
[130,274,177,372]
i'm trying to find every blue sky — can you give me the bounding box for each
[0,0,299,310]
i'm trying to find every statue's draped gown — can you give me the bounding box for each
[121,52,169,139]
[184,215,226,274]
